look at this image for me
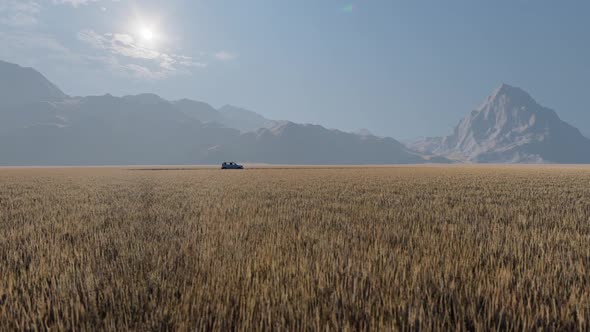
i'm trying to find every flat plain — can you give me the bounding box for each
[0,166,589,330]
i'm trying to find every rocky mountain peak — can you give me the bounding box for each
[408,84,590,163]
[458,84,559,144]
[479,83,538,113]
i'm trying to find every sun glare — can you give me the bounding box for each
[129,12,163,46]
[140,27,154,41]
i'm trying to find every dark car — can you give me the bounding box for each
[221,162,244,169]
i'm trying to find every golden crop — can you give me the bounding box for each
[0,166,589,331]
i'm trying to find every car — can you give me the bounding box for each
[221,162,244,170]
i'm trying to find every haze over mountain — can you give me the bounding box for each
[207,122,426,165]
[408,84,590,163]
[4,59,589,165]
[172,100,277,132]
[0,60,427,165]
[0,61,67,107]
[355,129,376,137]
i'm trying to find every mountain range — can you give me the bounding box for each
[0,60,427,165]
[1,59,589,165]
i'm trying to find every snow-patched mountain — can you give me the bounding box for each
[409,84,590,163]
[0,59,432,165]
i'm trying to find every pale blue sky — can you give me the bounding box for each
[1,0,589,139]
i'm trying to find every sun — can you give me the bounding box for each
[130,15,163,46]
[140,27,154,41]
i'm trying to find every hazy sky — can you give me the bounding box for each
[1,0,589,139]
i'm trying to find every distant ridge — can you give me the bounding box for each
[354,128,375,137]
[207,121,426,165]
[0,59,431,165]
[218,105,278,132]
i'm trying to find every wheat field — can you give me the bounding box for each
[0,166,589,331]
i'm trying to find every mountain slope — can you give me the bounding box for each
[409,84,590,163]
[171,101,276,132]
[0,94,240,165]
[207,121,427,164]
[0,60,67,106]
[172,99,226,125]
[218,105,277,132]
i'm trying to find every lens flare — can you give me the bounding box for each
[341,4,355,13]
